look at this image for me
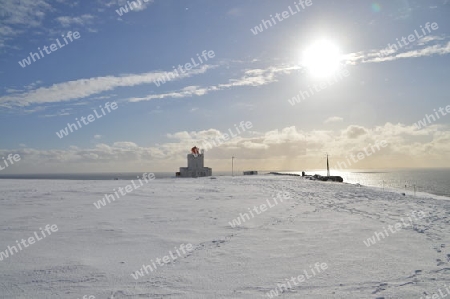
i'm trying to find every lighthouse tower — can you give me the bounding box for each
[178,146,212,178]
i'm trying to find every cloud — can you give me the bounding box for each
[344,39,450,65]
[0,65,215,108]
[417,35,446,46]
[105,0,154,12]
[55,14,95,28]
[129,85,212,102]
[226,7,244,17]
[2,123,450,172]
[0,25,17,37]
[395,42,450,58]
[344,125,368,139]
[220,65,298,87]
[128,64,300,102]
[324,116,343,124]
[0,0,52,27]
[39,108,73,118]
[0,0,53,49]
[0,0,155,50]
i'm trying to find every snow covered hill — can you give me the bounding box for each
[0,176,449,298]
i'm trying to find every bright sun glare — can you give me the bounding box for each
[302,40,342,78]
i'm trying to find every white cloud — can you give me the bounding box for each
[396,42,450,58]
[105,0,154,12]
[0,25,17,37]
[56,14,95,28]
[0,65,215,108]
[2,123,450,172]
[344,40,450,65]
[5,88,22,94]
[417,35,446,46]
[324,116,343,124]
[1,0,52,28]
[129,85,212,102]
[227,7,243,17]
[128,64,300,102]
[343,125,368,139]
[39,108,72,118]
[0,0,53,49]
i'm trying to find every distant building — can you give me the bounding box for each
[243,171,258,175]
[178,146,212,178]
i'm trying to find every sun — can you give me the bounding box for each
[302,40,342,78]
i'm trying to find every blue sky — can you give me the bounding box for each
[1,0,450,173]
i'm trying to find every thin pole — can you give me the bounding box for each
[326,154,330,177]
[232,156,235,177]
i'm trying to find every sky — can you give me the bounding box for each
[0,0,450,174]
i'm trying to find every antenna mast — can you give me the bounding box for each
[326,154,330,177]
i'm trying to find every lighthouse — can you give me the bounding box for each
[178,146,212,178]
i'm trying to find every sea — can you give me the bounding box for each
[284,168,450,198]
[0,168,449,198]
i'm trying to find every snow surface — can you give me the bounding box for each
[0,176,449,299]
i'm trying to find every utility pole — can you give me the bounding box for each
[232,156,235,177]
[326,154,330,177]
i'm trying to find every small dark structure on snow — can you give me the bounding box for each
[311,174,344,182]
[303,154,344,183]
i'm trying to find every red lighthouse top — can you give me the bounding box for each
[191,146,200,155]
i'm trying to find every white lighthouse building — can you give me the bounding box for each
[178,147,212,178]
